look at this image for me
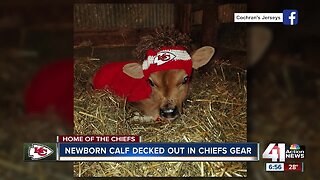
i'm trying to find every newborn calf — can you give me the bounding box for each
[93,46,214,122]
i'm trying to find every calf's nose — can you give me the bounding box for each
[160,106,179,119]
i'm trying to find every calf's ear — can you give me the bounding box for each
[191,46,215,69]
[123,63,144,79]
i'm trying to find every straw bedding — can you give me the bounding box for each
[73,57,247,177]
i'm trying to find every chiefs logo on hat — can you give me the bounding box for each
[142,47,191,71]
[154,52,176,65]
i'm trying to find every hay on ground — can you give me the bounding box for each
[73,58,247,177]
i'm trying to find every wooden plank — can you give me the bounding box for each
[201,2,219,46]
[74,28,153,47]
[174,3,192,34]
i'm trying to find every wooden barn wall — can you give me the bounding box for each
[74,4,174,32]
[218,3,247,23]
[73,2,247,51]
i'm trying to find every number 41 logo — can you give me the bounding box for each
[262,143,286,162]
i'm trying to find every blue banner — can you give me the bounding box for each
[57,142,259,161]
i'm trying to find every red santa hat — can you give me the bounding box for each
[142,46,192,78]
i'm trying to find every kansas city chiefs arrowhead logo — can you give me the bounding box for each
[28,143,54,160]
[154,52,176,65]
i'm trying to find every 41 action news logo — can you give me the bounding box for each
[262,143,305,162]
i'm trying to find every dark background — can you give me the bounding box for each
[0,0,319,179]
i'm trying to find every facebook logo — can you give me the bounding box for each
[283,10,298,25]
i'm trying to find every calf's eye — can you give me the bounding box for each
[148,78,155,87]
[182,76,189,84]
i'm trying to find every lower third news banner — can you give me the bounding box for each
[57,143,259,161]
